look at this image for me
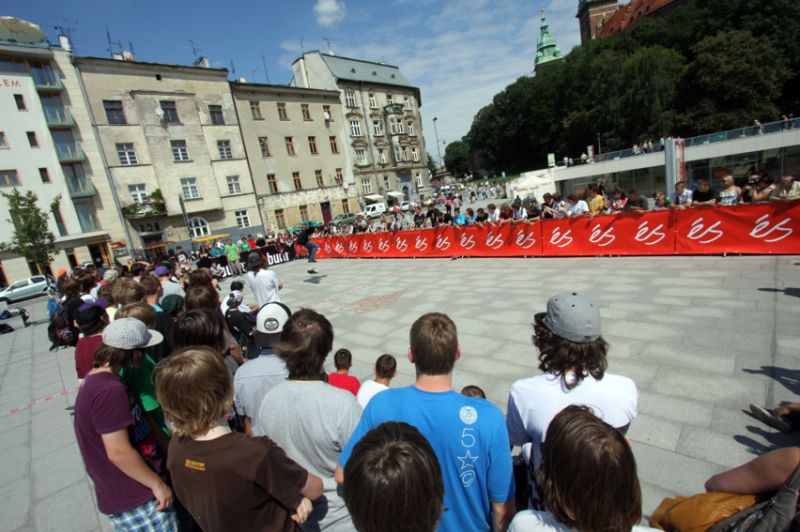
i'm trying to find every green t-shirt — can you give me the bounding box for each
[120,354,170,438]
[238,241,250,252]
[225,243,240,261]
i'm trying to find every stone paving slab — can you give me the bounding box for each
[0,254,799,530]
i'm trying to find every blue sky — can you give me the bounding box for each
[5,0,582,161]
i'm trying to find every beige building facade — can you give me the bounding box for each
[231,82,357,230]
[74,56,263,257]
[292,51,432,208]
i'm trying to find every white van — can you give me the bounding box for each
[363,203,387,218]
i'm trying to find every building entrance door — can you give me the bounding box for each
[88,243,111,268]
[320,202,332,224]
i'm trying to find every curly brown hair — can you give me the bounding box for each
[533,320,608,390]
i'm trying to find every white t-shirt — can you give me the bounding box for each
[567,200,589,217]
[246,269,280,308]
[356,379,388,409]
[506,371,637,468]
[510,510,659,531]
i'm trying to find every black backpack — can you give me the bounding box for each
[48,305,76,347]
[225,308,257,360]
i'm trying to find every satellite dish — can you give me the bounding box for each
[155,107,164,118]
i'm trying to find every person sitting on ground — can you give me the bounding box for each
[771,174,800,202]
[74,303,109,382]
[155,265,185,303]
[717,174,742,206]
[256,309,362,531]
[587,185,606,215]
[749,402,800,433]
[246,252,282,308]
[328,348,361,397]
[73,318,176,531]
[565,194,589,217]
[461,385,487,399]
[337,313,516,532]
[357,354,397,409]
[691,178,717,207]
[342,422,444,532]
[705,445,800,496]
[624,190,649,212]
[670,181,693,209]
[506,292,637,508]
[509,405,657,532]
[154,346,323,532]
[233,302,291,436]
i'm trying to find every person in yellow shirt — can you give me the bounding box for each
[588,184,607,215]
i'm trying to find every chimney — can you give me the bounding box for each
[58,34,72,52]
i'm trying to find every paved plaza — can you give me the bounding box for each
[1,254,800,531]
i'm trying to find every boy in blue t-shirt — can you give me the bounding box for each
[336,313,515,532]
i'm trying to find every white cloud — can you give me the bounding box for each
[314,0,346,27]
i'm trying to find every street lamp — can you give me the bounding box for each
[597,132,602,155]
[433,117,442,171]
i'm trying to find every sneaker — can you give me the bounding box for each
[749,404,792,432]
[307,269,318,274]
[309,259,318,263]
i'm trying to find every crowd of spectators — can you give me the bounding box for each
[50,250,799,532]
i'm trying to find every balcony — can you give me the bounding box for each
[44,107,75,129]
[121,200,167,219]
[34,77,63,92]
[56,143,85,163]
[66,175,96,198]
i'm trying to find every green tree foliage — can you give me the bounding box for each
[0,189,60,274]
[465,0,798,173]
[426,151,438,175]
[443,140,471,176]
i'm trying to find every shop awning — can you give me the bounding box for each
[363,194,384,202]
[143,240,176,250]
[386,191,404,198]
[192,233,230,243]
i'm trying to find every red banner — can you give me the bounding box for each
[314,202,800,259]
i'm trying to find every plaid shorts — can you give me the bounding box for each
[108,499,177,532]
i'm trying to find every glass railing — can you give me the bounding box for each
[33,76,63,91]
[66,175,96,198]
[44,107,74,128]
[56,143,84,162]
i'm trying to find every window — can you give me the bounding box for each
[350,120,362,137]
[404,95,412,110]
[285,137,295,156]
[329,136,339,154]
[308,136,318,155]
[227,175,242,195]
[235,210,251,228]
[129,184,148,204]
[52,206,67,236]
[209,105,224,125]
[416,172,423,187]
[345,90,356,108]
[341,199,350,213]
[159,100,179,123]
[0,132,7,148]
[181,177,200,199]
[14,94,25,110]
[274,209,286,229]
[39,168,50,183]
[217,140,233,159]
[267,174,278,194]
[384,176,390,190]
[335,168,343,185]
[301,104,311,121]
[0,170,19,186]
[103,100,126,124]
[389,118,398,135]
[323,104,332,120]
[299,205,309,222]
[394,145,401,162]
[408,121,415,136]
[74,200,100,232]
[171,140,190,161]
[368,93,377,108]
[293,172,302,190]
[355,148,367,165]
[397,120,405,134]
[373,120,384,136]
[116,143,138,165]
[412,147,419,162]
[26,132,38,147]
[250,101,263,120]
[386,92,393,103]
[379,149,387,164]
[315,169,324,188]
[402,146,409,161]
[361,177,372,194]
[259,137,271,157]
[277,102,288,121]
[188,217,210,238]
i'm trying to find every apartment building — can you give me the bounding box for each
[74,56,263,255]
[292,51,431,206]
[0,17,129,283]
[232,82,357,230]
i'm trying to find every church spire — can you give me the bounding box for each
[535,9,563,73]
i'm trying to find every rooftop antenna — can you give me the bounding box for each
[128,41,135,55]
[105,26,123,57]
[323,37,335,54]
[299,38,305,51]
[188,39,201,60]
[229,60,236,78]
[260,50,271,84]
[251,68,258,81]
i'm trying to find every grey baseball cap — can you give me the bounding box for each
[102,317,163,349]
[535,292,601,343]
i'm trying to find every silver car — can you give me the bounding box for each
[0,275,54,303]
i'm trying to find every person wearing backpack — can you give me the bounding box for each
[49,278,82,350]
[224,290,257,360]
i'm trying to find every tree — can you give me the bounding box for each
[426,151,438,176]
[0,189,61,274]
[444,140,470,177]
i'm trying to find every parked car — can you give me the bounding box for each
[0,275,54,303]
[362,203,387,219]
[333,213,358,227]
[400,201,414,212]
[287,220,323,237]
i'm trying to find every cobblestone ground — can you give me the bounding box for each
[1,254,799,531]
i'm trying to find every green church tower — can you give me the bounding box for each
[534,10,563,73]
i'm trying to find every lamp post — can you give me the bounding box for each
[597,132,602,155]
[433,117,443,171]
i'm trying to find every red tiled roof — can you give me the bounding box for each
[598,0,680,39]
